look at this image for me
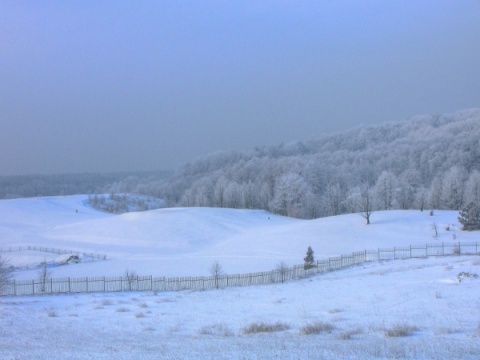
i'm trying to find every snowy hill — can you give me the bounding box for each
[0,195,473,280]
[1,195,480,359]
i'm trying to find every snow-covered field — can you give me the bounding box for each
[1,195,479,359]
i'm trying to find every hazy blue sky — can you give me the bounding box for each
[1,1,479,175]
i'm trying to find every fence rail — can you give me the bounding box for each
[1,242,478,297]
[0,245,107,263]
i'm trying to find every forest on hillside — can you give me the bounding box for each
[3,109,480,219]
[0,171,170,200]
[148,108,480,218]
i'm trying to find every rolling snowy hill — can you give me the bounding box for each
[1,195,479,359]
[0,195,472,280]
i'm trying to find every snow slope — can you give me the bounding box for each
[1,195,479,359]
[0,195,472,280]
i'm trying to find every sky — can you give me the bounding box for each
[1,1,480,176]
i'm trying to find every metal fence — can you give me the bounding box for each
[1,242,478,297]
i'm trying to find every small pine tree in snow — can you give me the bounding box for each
[304,246,315,270]
[458,202,480,231]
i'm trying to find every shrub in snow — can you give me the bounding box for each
[300,321,334,335]
[242,321,290,334]
[55,254,80,266]
[384,323,418,337]
[198,323,234,337]
[457,272,478,282]
[337,327,363,340]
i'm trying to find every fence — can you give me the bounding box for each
[1,242,478,297]
[0,245,107,264]
[0,246,107,270]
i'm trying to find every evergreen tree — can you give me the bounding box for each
[458,202,480,231]
[304,246,315,269]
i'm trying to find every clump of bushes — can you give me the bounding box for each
[384,323,418,337]
[300,321,334,335]
[242,321,290,334]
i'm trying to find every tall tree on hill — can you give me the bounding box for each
[374,171,397,210]
[357,183,374,225]
[441,166,467,210]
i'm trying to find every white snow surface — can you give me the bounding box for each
[1,195,479,359]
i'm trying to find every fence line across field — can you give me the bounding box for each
[0,245,107,261]
[1,242,478,297]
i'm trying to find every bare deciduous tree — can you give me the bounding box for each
[276,261,289,283]
[209,261,224,289]
[358,184,374,225]
[124,269,138,291]
[38,261,52,293]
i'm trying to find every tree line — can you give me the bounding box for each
[149,109,480,219]
[2,109,480,221]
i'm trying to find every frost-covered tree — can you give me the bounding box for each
[414,186,428,212]
[223,182,244,209]
[441,166,467,209]
[458,202,480,231]
[428,176,443,211]
[374,171,397,210]
[323,182,345,216]
[396,169,421,210]
[463,170,480,206]
[270,172,311,218]
[213,176,228,207]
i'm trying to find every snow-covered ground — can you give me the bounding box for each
[1,195,479,359]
